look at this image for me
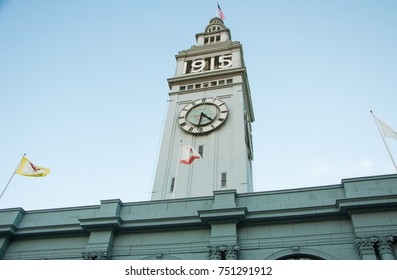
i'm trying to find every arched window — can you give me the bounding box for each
[277,254,323,260]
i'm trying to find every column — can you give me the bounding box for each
[356,237,377,260]
[376,236,396,260]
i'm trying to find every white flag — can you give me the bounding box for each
[375,116,397,140]
[179,145,201,165]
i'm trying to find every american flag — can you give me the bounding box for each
[217,3,225,20]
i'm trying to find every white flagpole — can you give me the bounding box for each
[0,153,26,201]
[371,110,397,172]
[172,141,183,199]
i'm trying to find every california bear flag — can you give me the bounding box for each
[179,145,201,165]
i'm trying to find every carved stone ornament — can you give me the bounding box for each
[377,236,394,252]
[356,235,396,260]
[376,236,395,260]
[208,246,222,260]
[355,237,377,256]
[224,245,239,260]
[81,250,110,260]
[208,244,239,260]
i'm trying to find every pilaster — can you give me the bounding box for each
[356,235,396,260]
[200,190,243,260]
[199,190,245,245]
[355,237,377,260]
[376,236,395,260]
[79,199,123,260]
[0,208,25,259]
[0,237,10,259]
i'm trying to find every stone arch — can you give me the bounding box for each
[141,253,180,260]
[265,248,337,260]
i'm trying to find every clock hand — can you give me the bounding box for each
[201,112,213,121]
[198,113,204,128]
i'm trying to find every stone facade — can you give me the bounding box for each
[1,174,396,260]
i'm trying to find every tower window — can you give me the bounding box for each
[180,86,186,91]
[170,177,175,192]
[198,145,204,157]
[221,173,227,187]
[226,79,233,84]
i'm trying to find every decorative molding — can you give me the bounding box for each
[355,235,396,260]
[266,247,335,260]
[337,196,397,214]
[240,212,345,226]
[208,246,222,260]
[208,244,239,260]
[376,236,395,260]
[224,245,239,260]
[81,250,110,260]
[79,216,123,231]
[355,237,377,258]
[198,207,247,224]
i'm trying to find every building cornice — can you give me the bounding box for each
[167,67,247,86]
[176,41,241,59]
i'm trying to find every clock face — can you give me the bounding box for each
[178,97,228,134]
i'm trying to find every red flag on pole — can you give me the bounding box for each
[179,145,201,165]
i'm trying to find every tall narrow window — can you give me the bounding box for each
[198,145,204,157]
[170,177,175,192]
[221,173,227,187]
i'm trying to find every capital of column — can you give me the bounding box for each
[81,250,111,260]
[208,245,223,260]
[223,244,239,260]
[355,237,377,260]
[356,235,396,260]
[208,244,239,260]
[376,236,395,260]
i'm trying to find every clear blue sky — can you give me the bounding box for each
[1,0,396,210]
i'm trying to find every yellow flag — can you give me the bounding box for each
[16,157,50,177]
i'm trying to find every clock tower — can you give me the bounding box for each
[151,17,254,200]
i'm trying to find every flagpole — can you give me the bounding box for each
[0,153,26,201]
[371,110,397,172]
[172,141,183,199]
